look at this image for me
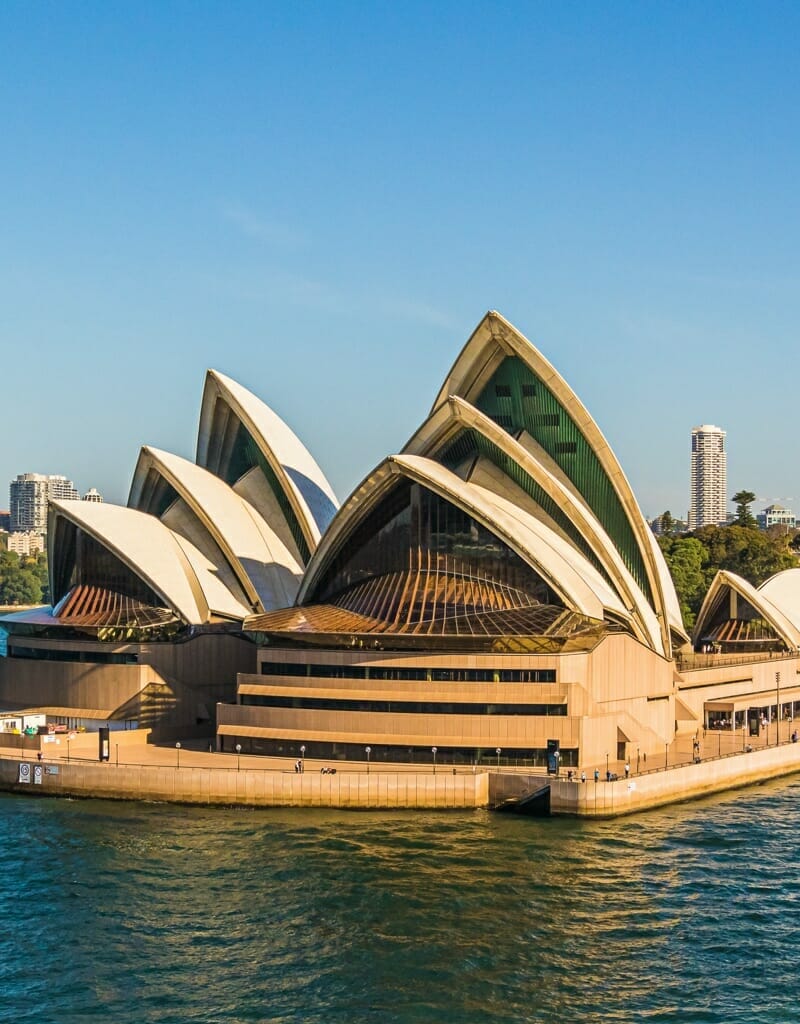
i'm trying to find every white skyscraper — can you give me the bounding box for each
[9,473,80,533]
[688,425,727,530]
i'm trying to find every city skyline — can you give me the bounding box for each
[5,416,790,531]
[1,3,799,518]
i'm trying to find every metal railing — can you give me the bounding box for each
[676,649,798,672]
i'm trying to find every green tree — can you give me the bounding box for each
[693,523,796,589]
[0,549,43,605]
[658,535,709,629]
[659,510,675,536]
[732,490,757,528]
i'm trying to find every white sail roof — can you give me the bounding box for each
[427,310,685,654]
[48,500,210,625]
[196,369,338,553]
[300,454,636,629]
[693,570,800,650]
[129,446,302,611]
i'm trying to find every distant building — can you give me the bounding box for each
[9,473,79,533]
[7,531,46,556]
[0,510,9,532]
[82,488,104,503]
[650,514,689,536]
[688,425,727,530]
[757,504,796,530]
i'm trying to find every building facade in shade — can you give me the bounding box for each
[10,474,80,533]
[0,371,338,737]
[688,425,727,530]
[218,311,700,769]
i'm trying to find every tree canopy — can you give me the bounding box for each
[732,490,757,528]
[659,523,796,630]
[0,549,49,606]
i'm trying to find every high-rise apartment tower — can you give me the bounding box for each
[688,425,727,530]
[9,473,79,533]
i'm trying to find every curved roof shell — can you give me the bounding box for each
[429,310,684,654]
[693,570,800,650]
[300,454,637,632]
[48,499,211,625]
[128,446,302,612]
[756,569,800,632]
[404,395,664,652]
[196,369,338,562]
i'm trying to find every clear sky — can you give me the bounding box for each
[2,2,798,521]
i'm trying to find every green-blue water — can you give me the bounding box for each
[1,779,799,1024]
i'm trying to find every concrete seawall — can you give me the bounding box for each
[550,741,800,817]
[0,756,489,810]
[3,740,800,815]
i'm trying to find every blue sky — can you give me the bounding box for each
[2,2,798,520]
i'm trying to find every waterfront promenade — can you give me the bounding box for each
[2,722,800,815]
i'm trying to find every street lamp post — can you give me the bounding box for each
[636,746,640,774]
[67,737,70,763]
[236,743,242,772]
[300,744,306,773]
[605,751,609,781]
[115,743,119,767]
[665,742,668,769]
[776,672,781,747]
[365,746,371,774]
[175,741,181,770]
[496,747,501,770]
[432,746,437,774]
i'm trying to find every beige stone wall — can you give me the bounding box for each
[223,631,680,767]
[0,657,148,714]
[676,653,799,723]
[552,739,800,817]
[0,633,256,736]
[0,755,488,809]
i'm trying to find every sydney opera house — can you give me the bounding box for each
[3,311,800,766]
[0,370,338,737]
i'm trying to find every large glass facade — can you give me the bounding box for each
[696,590,785,652]
[131,468,180,519]
[307,479,560,628]
[51,521,167,610]
[437,427,611,585]
[223,418,311,564]
[474,356,652,604]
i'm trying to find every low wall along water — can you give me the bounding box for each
[0,755,489,810]
[2,738,800,815]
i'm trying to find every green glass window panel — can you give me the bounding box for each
[438,428,612,588]
[222,420,311,564]
[474,357,652,603]
[146,475,180,519]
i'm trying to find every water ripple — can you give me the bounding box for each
[2,779,800,1023]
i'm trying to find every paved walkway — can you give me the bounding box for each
[3,719,797,780]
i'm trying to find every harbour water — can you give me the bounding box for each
[2,777,799,1024]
